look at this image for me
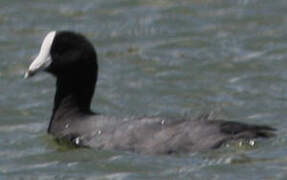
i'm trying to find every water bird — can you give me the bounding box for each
[25,31,275,154]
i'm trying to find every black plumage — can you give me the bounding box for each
[26,31,275,154]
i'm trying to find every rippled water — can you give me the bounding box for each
[1,0,287,179]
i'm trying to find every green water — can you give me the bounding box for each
[1,0,287,179]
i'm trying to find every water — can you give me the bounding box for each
[1,0,287,179]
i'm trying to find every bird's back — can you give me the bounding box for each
[60,114,275,154]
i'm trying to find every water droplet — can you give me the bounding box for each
[65,124,69,128]
[239,141,242,147]
[98,130,102,135]
[74,137,80,145]
[249,140,255,146]
[161,120,165,125]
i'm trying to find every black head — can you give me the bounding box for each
[26,31,99,113]
[48,31,98,77]
[25,31,98,80]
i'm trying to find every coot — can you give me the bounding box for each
[25,31,275,154]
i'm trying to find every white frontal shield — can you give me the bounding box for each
[25,31,56,78]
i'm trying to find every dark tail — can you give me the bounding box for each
[219,121,276,138]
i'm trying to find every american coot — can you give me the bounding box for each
[25,31,275,154]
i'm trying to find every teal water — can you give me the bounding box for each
[1,0,287,179]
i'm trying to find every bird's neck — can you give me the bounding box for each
[54,76,95,112]
[48,73,97,133]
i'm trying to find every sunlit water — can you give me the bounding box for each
[1,0,287,179]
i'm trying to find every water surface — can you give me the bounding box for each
[1,0,287,179]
